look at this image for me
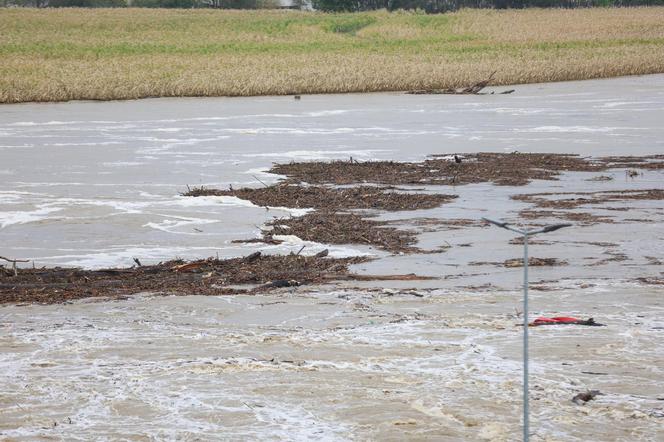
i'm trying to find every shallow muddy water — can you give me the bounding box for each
[1,75,664,440]
[1,285,663,440]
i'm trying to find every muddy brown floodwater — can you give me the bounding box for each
[1,75,664,440]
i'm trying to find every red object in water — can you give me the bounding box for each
[531,316,583,326]
[551,317,581,323]
[529,316,604,326]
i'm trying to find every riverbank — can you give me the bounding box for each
[2,7,664,103]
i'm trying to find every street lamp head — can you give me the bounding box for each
[539,223,573,233]
[483,217,572,236]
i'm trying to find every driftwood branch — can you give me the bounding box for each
[460,70,496,94]
[407,71,514,95]
[0,256,29,263]
[0,256,31,277]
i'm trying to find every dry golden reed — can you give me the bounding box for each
[1,7,664,103]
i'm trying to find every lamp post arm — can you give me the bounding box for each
[481,217,526,235]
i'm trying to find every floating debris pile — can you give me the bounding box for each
[512,189,664,210]
[0,253,370,305]
[270,153,606,187]
[470,257,568,267]
[183,184,454,212]
[269,212,421,254]
[270,153,664,187]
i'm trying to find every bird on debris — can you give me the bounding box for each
[454,155,462,164]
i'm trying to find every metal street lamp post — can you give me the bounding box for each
[482,217,571,442]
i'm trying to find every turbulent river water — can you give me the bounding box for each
[1,75,663,440]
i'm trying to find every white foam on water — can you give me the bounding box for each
[248,400,350,441]
[0,206,64,228]
[170,113,300,123]
[2,112,356,130]
[242,149,389,161]
[595,100,660,108]
[32,246,221,269]
[493,107,552,115]
[143,215,219,234]
[152,127,185,132]
[219,127,359,135]
[124,136,181,143]
[269,235,372,258]
[169,195,258,208]
[41,197,152,214]
[477,422,511,441]
[46,141,124,147]
[10,181,86,187]
[138,191,162,199]
[101,161,146,167]
[0,194,23,204]
[7,121,57,126]
[171,110,354,121]
[165,194,313,217]
[213,126,435,137]
[0,190,51,204]
[4,119,128,127]
[0,143,36,149]
[305,109,351,117]
[515,126,639,133]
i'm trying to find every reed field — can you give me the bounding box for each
[1,7,664,103]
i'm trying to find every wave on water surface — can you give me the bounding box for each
[0,206,64,229]
[242,149,391,161]
[516,126,620,133]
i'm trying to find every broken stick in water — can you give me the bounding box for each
[407,71,513,95]
[0,256,31,277]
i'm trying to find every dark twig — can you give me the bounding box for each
[252,175,270,188]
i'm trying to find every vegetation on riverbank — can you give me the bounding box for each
[2,7,664,103]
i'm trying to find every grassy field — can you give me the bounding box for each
[1,7,664,103]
